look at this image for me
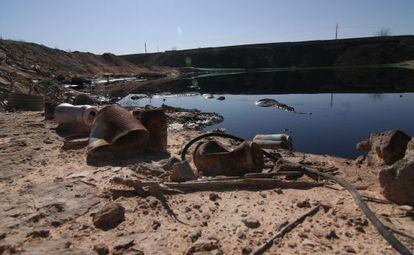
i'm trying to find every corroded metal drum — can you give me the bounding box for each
[54,103,98,132]
[193,140,263,176]
[88,105,149,159]
[134,107,168,153]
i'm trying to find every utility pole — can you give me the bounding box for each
[144,42,147,53]
[335,23,338,40]
[157,45,159,52]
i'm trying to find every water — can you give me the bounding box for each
[117,69,414,159]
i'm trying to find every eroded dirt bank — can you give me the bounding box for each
[1,111,413,255]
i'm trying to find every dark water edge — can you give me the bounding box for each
[120,68,414,159]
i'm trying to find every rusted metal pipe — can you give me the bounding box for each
[54,103,98,131]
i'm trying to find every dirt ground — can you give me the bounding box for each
[0,111,413,255]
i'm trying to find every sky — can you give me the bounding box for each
[1,0,413,55]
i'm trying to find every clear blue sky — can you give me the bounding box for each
[1,0,413,55]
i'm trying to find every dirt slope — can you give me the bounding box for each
[0,39,174,97]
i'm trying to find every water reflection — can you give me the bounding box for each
[119,68,414,158]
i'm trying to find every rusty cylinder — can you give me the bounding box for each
[138,108,167,153]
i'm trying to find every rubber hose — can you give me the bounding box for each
[180,132,412,255]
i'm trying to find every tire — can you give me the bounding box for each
[7,93,44,111]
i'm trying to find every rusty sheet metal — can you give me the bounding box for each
[193,140,263,176]
[88,105,149,158]
[134,107,168,153]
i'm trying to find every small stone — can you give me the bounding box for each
[274,188,284,194]
[298,232,308,238]
[242,245,252,254]
[325,229,339,239]
[151,220,161,230]
[296,200,311,208]
[170,160,197,182]
[185,239,220,254]
[321,203,332,213]
[237,231,247,239]
[92,202,125,230]
[209,193,221,201]
[259,191,267,198]
[113,237,134,251]
[43,138,53,144]
[146,196,159,208]
[344,245,356,253]
[399,205,413,211]
[27,229,50,238]
[288,242,297,248]
[242,217,261,229]
[94,244,109,255]
[302,239,315,247]
[189,229,202,242]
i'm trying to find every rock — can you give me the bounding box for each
[146,196,159,208]
[217,96,226,101]
[189,229,202,242]
[357,130,411,165]
[288,242,297,248]
[356,139,371,153]
[27,229,50,238]
[302,239,316,247]
[73,93,94,105]
[379,156,414,205]
[355,155,366,164]
[296,200,311,208]
[92,202,125,230]
[185,239,220,255]
[170,161,197,182]
[237,230,247,239]
[209,193,221,201]
[325,229,339,239]
[406,139,414,156]
[151,220,161,230]
[155,156,180,171]
[274,188,284,194]
[242,217,261,229]
[344,245,357,253]
[113,237,134,251]
[241,245,252,254]
[398,205,413,211]
[94,243,109,255]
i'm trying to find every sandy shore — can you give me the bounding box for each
[0,110,413,254]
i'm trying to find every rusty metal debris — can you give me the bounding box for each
[133,107,168,153]
[88,105,149,159]
[7,93,44,111]
[54,103,98,133]
[253,134,293,150]
[193,140,263,176]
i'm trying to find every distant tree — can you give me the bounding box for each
[375,28,391,37]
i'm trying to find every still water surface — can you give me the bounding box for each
[119,92,414,159]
